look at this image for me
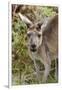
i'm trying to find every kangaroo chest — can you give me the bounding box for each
[28,48,45,64]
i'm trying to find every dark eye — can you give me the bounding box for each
[27,33,31,37]
[38,34,41,38]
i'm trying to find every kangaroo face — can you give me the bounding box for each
[27,26,43,52]
[18,13,43,52]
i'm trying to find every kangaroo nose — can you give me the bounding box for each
[31,44,36,48]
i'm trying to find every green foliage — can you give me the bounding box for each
[41,7,56,17]
[12,6,58,85]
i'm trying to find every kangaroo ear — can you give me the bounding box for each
[40,17,51,33]
[18,13,33,28]
[41,15,58,33]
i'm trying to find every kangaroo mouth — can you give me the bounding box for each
[30,48,37,52]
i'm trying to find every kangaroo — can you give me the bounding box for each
[18,13,58,83]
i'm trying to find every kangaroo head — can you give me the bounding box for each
[18,13,48,52]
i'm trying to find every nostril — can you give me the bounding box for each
[31,44,36,48]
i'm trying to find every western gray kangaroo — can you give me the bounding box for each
[18,13,58,83]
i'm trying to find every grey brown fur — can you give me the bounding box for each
[19,13,58,83]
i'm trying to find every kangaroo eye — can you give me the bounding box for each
[27,33,31,37]
[38,34,41,38]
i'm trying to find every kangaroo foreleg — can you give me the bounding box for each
[33,59,41,83]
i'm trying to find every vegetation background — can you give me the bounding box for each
[12,5,58,85]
